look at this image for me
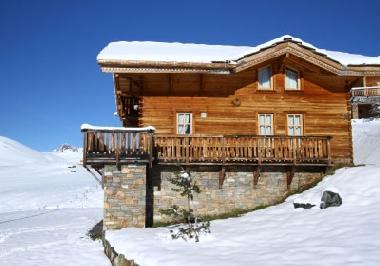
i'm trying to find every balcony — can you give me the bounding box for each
[81,125,331,168]
[351,86,380,98]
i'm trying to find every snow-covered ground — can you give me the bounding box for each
[106,119,380,266]
[0,136,109,265]
[352,119,380,165]
[1,119,379,266]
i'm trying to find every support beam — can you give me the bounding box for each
[219,167,226,189]
[253,166,261,189]
[286,167,295,190]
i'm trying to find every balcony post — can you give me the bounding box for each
[327,137,332,165]
[82,130,88,167]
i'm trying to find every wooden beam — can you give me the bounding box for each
[253,166,260,189]
[286,167,295,190]
[219,167,226,189]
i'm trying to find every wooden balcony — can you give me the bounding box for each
[351,86,380,97]
[82,128,331,167]
[155,135,331,166]
[81,127,155,167]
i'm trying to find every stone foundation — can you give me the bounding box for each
[103,164,324,228]
[103,164,146,229]
[152,165,323,222]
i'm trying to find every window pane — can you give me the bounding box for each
[288,115,294,126]
[288,127,294,135]
[295,127,301,136]
[178,114,185,124]
[265,115,271,125]
[184,114,190,123]
[294,115,300,126]
[260,126,266,135]
[285,68,299,89]
[178,125,184,134]
[184,125,190,134]
[259,115,265,125]
[259,67,271,89]
[265,126,272,135]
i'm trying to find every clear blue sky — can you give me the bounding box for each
[0,0,379,151]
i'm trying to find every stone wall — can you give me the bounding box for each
[103,237,138,266]
[152,166,323,222]
[103,164,323,228]
[103,164,146,229]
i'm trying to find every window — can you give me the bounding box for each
[287,114,303,136]
[285,67,300,90]
[177,113,192,134]
[258,66,272,89]
[258,114,273,135]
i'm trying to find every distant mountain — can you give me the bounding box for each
[53,144,78,152]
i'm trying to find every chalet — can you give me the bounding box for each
[82,35,380,229]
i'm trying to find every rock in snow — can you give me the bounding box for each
[320,190,343,209]
[53,143,78,152]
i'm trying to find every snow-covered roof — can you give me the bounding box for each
[80,123,155,132]
[97,35,380,66]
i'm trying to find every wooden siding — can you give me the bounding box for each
[118,56,355,164]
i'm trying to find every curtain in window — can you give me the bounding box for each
[178,114,191,134]
[259,67,271,89]
[259,114,272,135]
[288,115,302,136]
[285,68,298,89]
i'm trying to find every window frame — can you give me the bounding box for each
[284,66,301,91]
[257,65,273,90]
[258,113,274,135]
[176,112,192,135]
[286,114,304,136]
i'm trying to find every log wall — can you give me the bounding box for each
[118,57,354,163]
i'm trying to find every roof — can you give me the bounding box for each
[97,35,380,76]
[98,35,380,66]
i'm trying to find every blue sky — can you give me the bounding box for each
[0,0,379,151]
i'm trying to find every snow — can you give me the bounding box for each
[105,119,380,266]
[0,136,109,265]
[352,119,380,165]
[81,123,155,132]
[98,35,380,66]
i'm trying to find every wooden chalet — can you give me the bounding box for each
[82,36,380,169]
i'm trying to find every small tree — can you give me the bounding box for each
[159,169,210,242]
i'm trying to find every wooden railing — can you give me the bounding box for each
[82,128,154,167]
[82,129,331,167]
[351,86,380,97]
[154,135,331,165]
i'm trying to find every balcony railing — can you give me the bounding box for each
[351,86,380,97]
[81,126,331,167]
[81,126,155,167]
[155,135,331,166]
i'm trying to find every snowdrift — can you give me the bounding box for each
[352,119,380,165]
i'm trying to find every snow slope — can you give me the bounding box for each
[0,136,109,265]
[106,119,380,266]
[352,119,380,165]
[0,137,102,213]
